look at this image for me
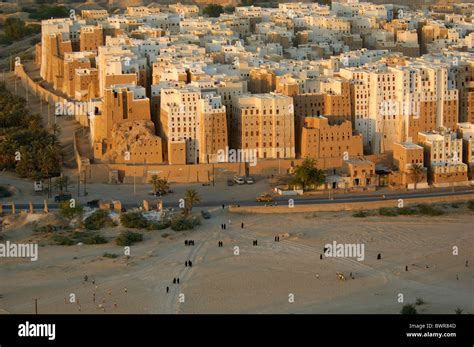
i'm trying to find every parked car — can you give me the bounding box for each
[245,176,255,184]
[201,210,211,219]
[233,175,245,185]
[54,194,72,202]
[227,179,234,186]
[256,193,273,202]
[86,199,100,208]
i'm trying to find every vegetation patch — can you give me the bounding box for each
[103,252,119,259]
[0,85,62,180]
[352,210,369,218]
[28,6,69,20]
[400,304,417,315]
[59,201,83,221]
[170,214,201,231]
[51,231,107,246]
[378,208,399,217]
[115,231,143,246]
[34,224,57,234]
[147,220,171,231]
[467,200,474,211]
[416,204,444,216]
[120,212,149,229]
[397,207,418,215]
[84,210,115,230]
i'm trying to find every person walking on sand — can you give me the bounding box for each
[166,286,169,293]
[241,222,244,229]
[177,278,180,284]
[405,265,408,272]
[173,278,176,284]
[189,260,192,267]
[185,261,188,267]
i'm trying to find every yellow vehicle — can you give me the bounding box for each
[256,193,273,202]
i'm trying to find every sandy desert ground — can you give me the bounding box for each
[0,206,473,314]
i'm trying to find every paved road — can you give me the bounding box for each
[2,187,474,211]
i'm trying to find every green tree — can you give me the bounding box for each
[183,189,200,215]
[203,4,224,17]
[59,201,83,220]
[291,158,325,191]
[39,144,62,179]
[410,163,424,190]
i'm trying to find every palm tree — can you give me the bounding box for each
[410,163,424,190]
[184,189,200,215]
[150,175,169,194]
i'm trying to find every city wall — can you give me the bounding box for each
[14,64,89,126]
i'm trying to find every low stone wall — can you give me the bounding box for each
[229,193,474,214]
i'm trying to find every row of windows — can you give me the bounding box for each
[243,143,280,148]
[242,108,289,115]
[172,127,196,132]
[319,146,350,151]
